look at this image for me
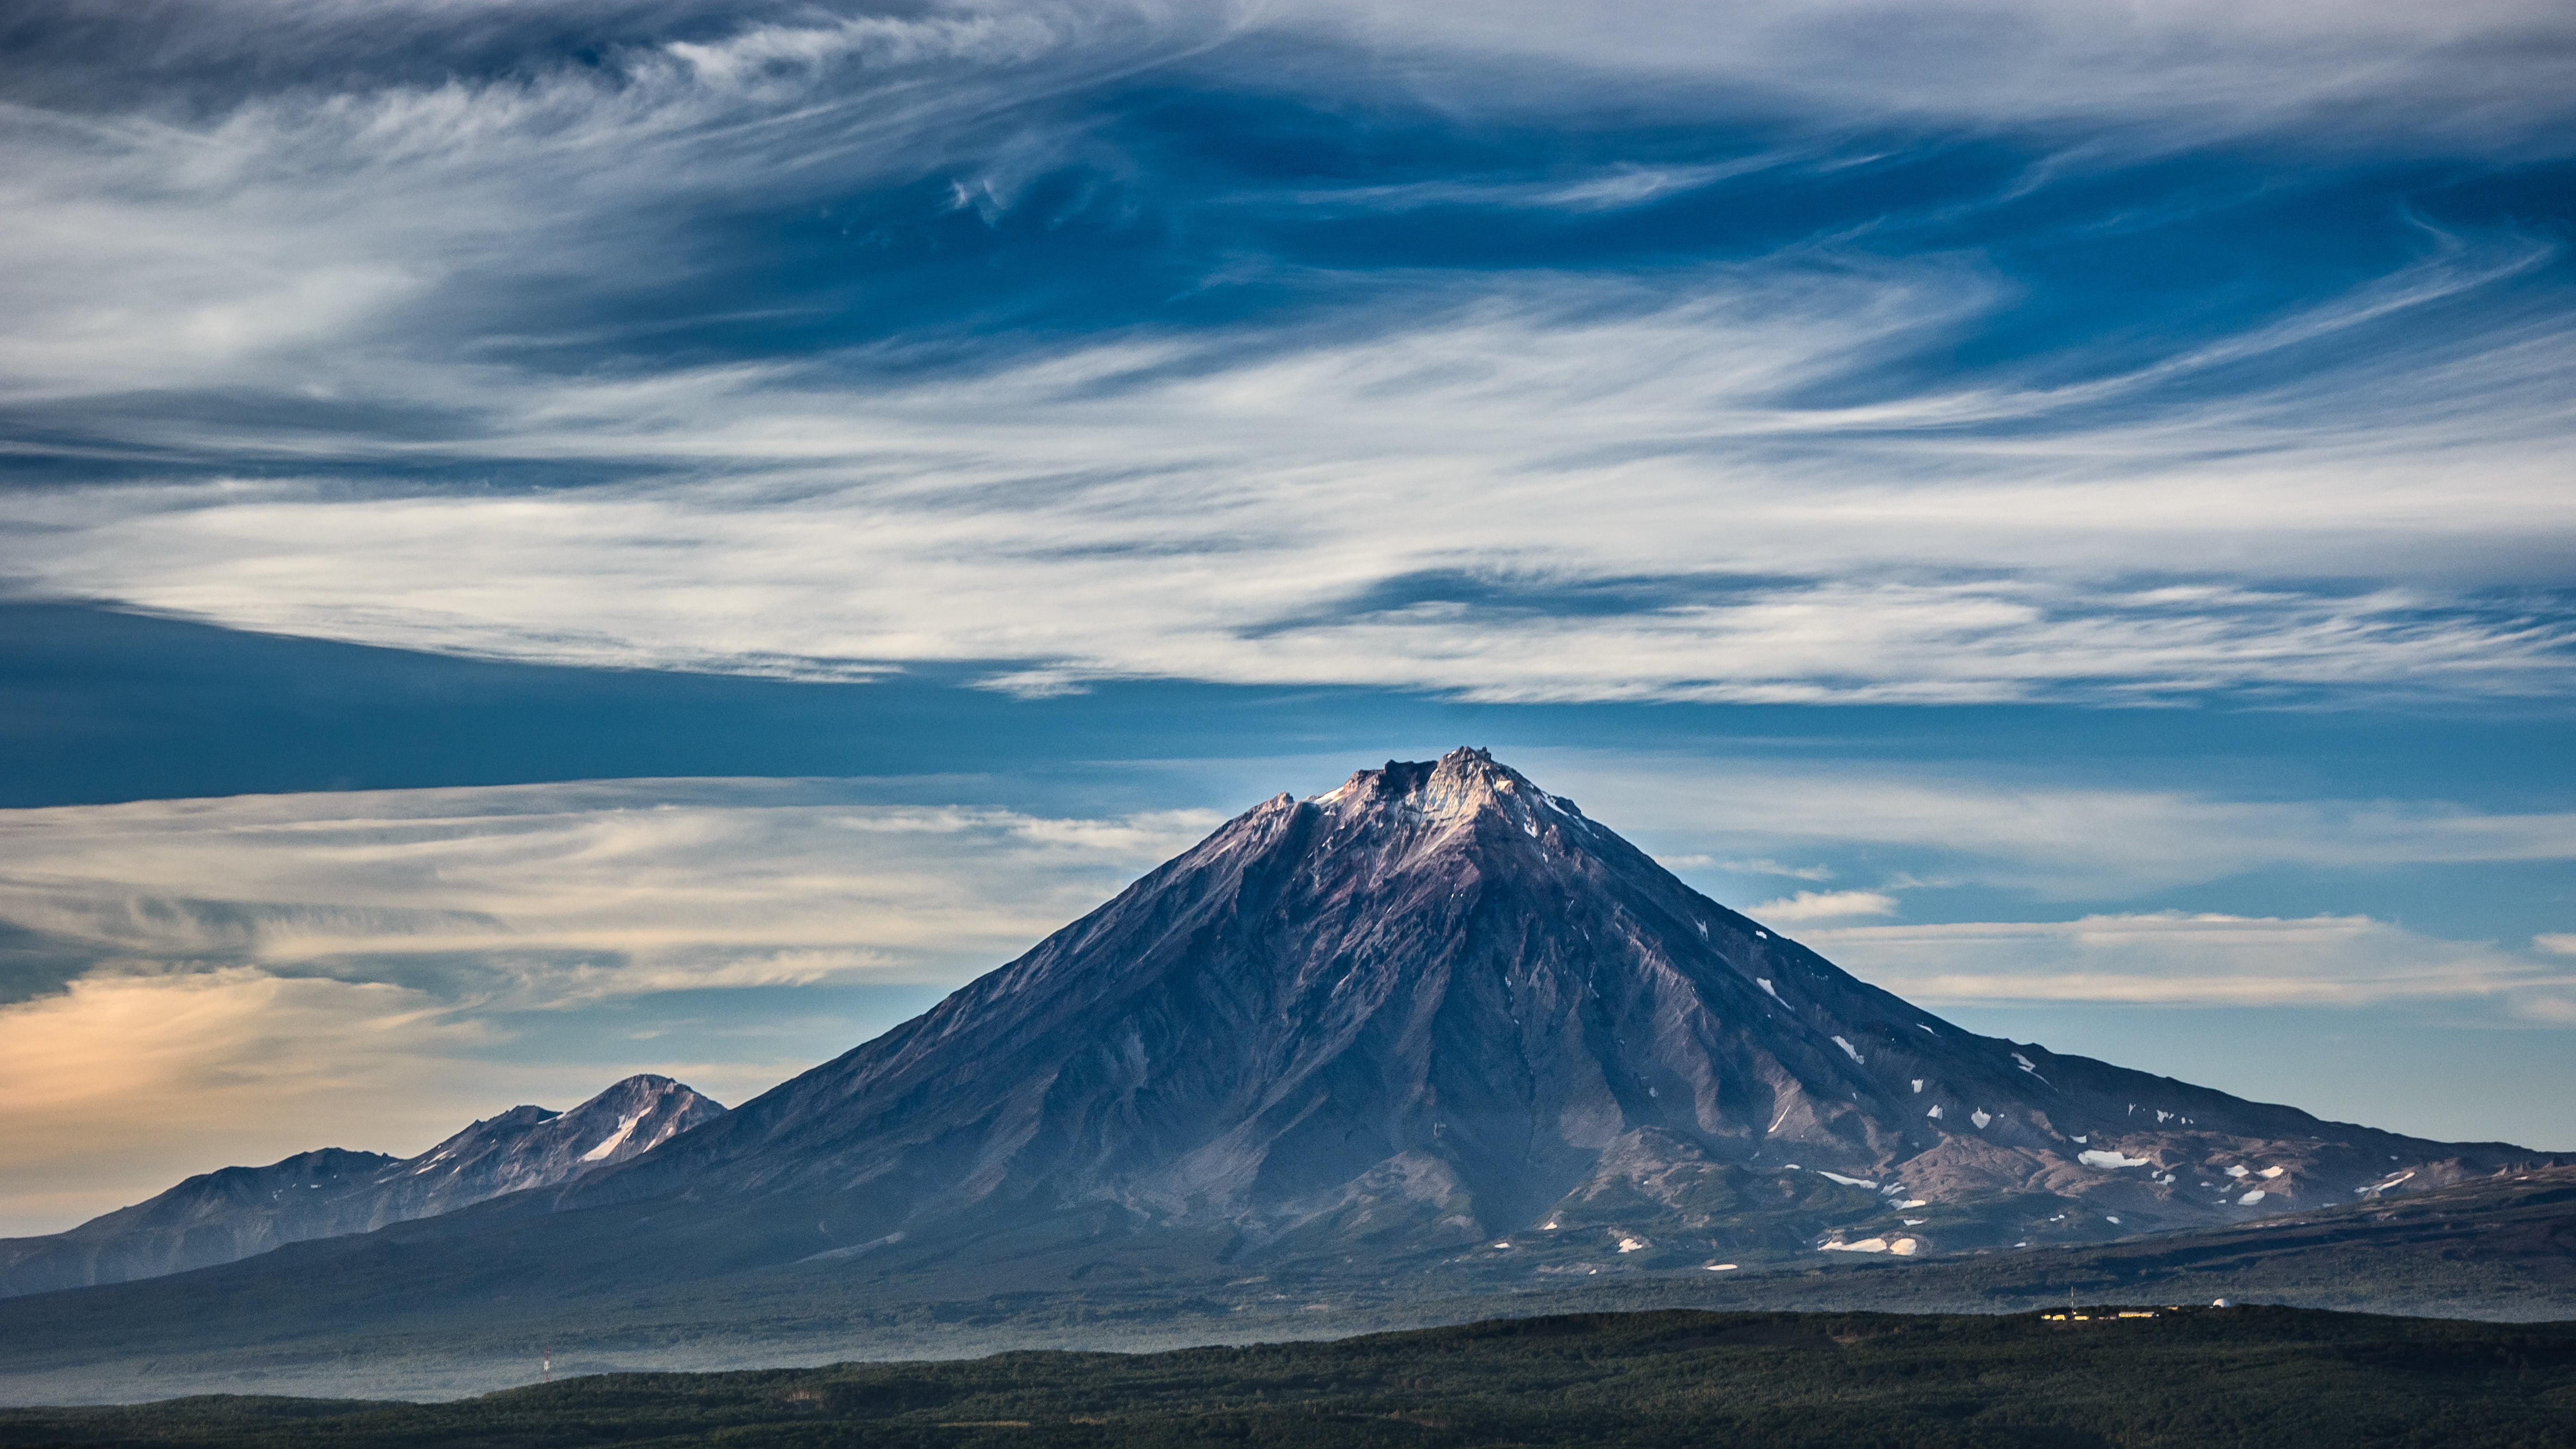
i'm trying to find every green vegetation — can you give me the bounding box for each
[5,1306,2573,1448]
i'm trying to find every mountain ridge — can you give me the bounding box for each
[0,748,2563,1402]
[0,1073,724,1298]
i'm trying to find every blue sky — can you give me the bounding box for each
[0,0,2572,1234]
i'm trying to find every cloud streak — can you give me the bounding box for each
[8,253,2573,703]
[0,779,1219,1004]
[1748,889,1898,922]
[1281,0,2576,156]
[0,0,2569,705]
[1512,748,2576,900]
[1801,911,2576,1016]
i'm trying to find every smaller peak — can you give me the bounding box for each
[582,1074,726,1114]
[601,1073,680,1093]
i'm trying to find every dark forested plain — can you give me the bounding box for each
[7,1162,2572,1407]
[5,1307,2574,1449]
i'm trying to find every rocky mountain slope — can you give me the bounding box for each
[0,750,2563,1401]
[556,749,2555,1272]
[0,1074,723,1297]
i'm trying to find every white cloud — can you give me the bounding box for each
[1728,859,1835,880]
[0,780,1220,1002]
[1657,856,1835,880]
[0,3,2569,706]
[1798,911,2576,1012]
[1748,889,1898,922]
[0,2,1193,405]
[6,253,2572,704]
[1525,751,2576,899]
[1281,0,2576,156]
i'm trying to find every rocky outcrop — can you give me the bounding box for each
[366,1073,725,1226]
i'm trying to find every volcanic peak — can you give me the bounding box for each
[550,750,2561,1269]
[1298,746,1598,873]
[1315,746,1562,819]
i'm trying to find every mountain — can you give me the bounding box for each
[0,750,2563,1403]
[370,1073,726,1220]
[0,1074,723,1298]
[557,748,2554,1270]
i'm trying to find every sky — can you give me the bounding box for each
[1,0,2572,1236]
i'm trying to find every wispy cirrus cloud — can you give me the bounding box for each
[1282,0,2576,155]
[1511,749,2576,901]
[1802,911,2576,1017]
[7,250,2573,703]
[0,0,2571,707]
[1748,889,1899,922]
[1658,856,1836,881]
[0,779,1219,1005]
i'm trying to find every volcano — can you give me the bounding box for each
[551,747,2545,1266]
[3,749,2564,1402]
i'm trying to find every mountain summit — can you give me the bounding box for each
[0,751,2563,1401]
[0,1074,724,1297]
[567,748,2540,1266]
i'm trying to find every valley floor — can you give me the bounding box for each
[8,1162,2573,1406]
[3,1306,2572,1449]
